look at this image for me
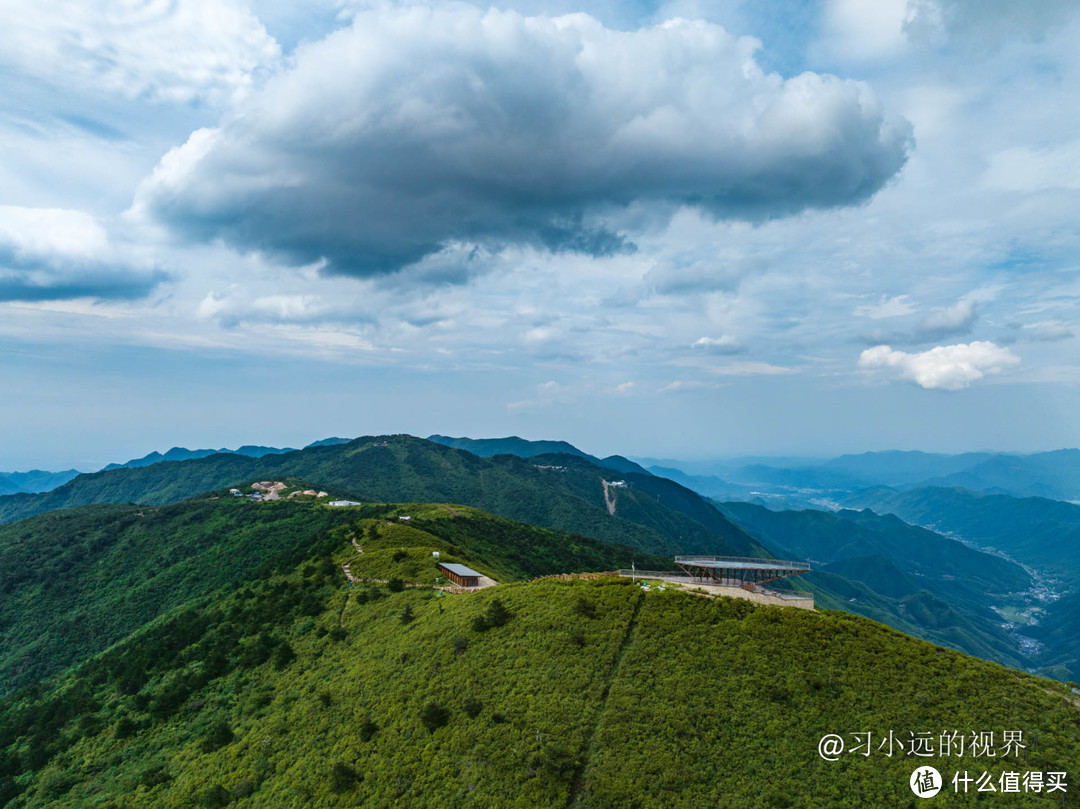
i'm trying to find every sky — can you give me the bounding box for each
[1,0,1079,470]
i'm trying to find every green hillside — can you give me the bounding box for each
[1,519,1078,808]
[0,498,356,694]
[0,435,764,560]
[843,486,1080,575]
[0,497,667,696]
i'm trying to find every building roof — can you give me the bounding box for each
[439,562,482,578]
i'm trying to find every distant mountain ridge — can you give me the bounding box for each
[642,448,1080,506]
[841,485,1080,574]
[18,442,1080,503]
[0,469,80,496]
[99,437,354,472]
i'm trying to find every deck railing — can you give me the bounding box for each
[673,555,810,570]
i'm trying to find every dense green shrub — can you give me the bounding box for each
[330,762,358,793]
[473,597,511,632]
[419,702,450,732]
[200,720,234,753]
[463,697,482,718]
[358,718,378,742]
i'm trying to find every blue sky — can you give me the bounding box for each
[1,0,1079,470]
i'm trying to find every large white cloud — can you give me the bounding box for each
[858,340,1019,390]
[0,0,280,104]
[0,206,163,301]
[131,6,911,278]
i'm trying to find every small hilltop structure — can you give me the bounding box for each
[436,561,499,592]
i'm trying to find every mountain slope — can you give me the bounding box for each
[0,498,356,693]
[932,449,1080,500]
[0,436,764,560]
[2,550,1077,807]
[841,486,1080,575]
[0,495,667,696]
[717,501,1031,600]
[714,501,1039,669]
[1029,590,1080,680]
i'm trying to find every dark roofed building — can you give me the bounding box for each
[438,562,482,587]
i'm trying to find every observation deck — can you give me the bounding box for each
[673,556,811,586]
[617,555,814,609]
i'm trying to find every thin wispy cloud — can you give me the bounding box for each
[0,0,280,104]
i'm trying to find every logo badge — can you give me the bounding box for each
[910,766,942,798]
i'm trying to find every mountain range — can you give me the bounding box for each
[0,433,1073,677]
[3,493,1079,807]
[3,433,1080,805]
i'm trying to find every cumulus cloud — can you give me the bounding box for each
[858,340,1019,390]
[0,206,164,301]
[0,0,279,104]
[131,6,911,279]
